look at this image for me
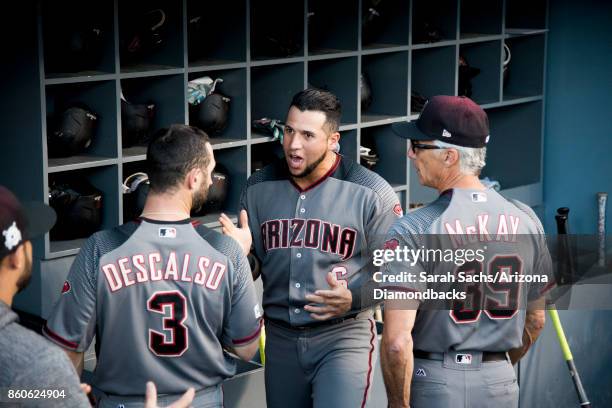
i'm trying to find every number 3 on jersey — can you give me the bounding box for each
[450,255,522,324]
[147,291,188,356]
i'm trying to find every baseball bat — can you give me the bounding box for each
[552,207,591,407]
[259,326,266,365]
[597,192,608,267]
[555,207,575,285]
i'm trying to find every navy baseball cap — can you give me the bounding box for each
[0,186,56,260]
[392,95,490,148]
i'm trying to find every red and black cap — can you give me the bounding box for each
[392,95,490,148]
[0,186,56,260]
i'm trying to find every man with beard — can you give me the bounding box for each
[44,125,262,407]
[221,89,402,407]
[0,186,90,407]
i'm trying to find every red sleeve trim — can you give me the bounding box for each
[232,319,263,345]
[43,324,79,350]
[539,280,557,295]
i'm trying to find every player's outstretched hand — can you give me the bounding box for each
[304,272,352,320]
[219,210,252,256]
[145,381,195,408]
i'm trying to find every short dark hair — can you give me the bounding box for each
[290,88,342,132]
[146,124,211,193]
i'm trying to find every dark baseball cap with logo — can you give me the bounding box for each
[0,186,56,260]
[391,95,490,148]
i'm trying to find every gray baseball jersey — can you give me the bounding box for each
[241,154,402,325]
[44,218,262,396]
[383,188,553,352]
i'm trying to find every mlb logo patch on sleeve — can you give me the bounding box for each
[159,227,177,238]
[471,192,487,203]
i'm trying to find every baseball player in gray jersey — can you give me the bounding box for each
[380,96,552,408]
[44,125,262,407]
[222,88,402,408]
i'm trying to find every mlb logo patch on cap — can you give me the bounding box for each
[471,192,487,203]
[159,227,177,238]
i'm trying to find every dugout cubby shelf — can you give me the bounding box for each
[502,34,546,101]
[339,129,359,163]
[308,0,359,55]
[3,2,549,351]
[506,0,548,30]
[187,0,247,68]
[251,62,305,123]
[411,0,458,45]
[42,0,115,79]
[411,46,456,115]
[362,0,411,50]
[188,68,248,143]
[250,0,304,61]
[308,57,359,125]
[460,0,503,40]
[47,165,120,258]
[120,74,185,151]
[360,125,409,189]
[459,40,502,105]
[45,80,118,168]
[118,0,184,73]
[361,51,409,123]
[482,101,543,190]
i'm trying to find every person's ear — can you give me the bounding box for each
[2,244,25,272]
[185,167,202,191]
[444,148,460,167]
[328,131,340,150]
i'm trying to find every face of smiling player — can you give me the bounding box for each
[283,106,340,186]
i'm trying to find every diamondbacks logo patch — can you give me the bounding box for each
[415,368,426,377]
[61,280,71,294]
[159,227,177,238]
[393,203,403,217]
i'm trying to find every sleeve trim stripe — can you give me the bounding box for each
[232,319,263,345]
[43,325,78,349]
[539,280,557,295]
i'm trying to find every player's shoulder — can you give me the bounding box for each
[392,191,453,235]
[0,320,69,380]
[338,156,396,201]
[83,221,140,257]
[245,158,287,189]
[503,196,545,234]
[193,224,245,267]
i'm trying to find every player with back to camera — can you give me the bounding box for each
[220,88,403,407]
[380,96,553,408]
[43,125,262,408]
[0,185,194,408]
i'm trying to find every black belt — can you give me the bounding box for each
[414,350,508,362]
[266,312,367,331]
